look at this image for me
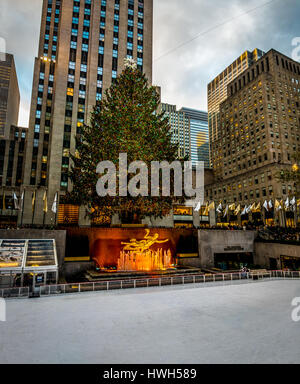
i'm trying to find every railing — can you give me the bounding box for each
[1,270,300,299]
[0,286,29,298]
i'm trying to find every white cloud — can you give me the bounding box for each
[153,0,299,111]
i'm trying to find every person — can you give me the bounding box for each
[240,266,247,279]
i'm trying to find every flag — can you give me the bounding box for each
[43,191,48,213]
[223,205,229,218]
[250,202,256,212]
[208,202,215,211]
[234,204,241,215]
[51,193,58,214]
[20,191,24,212]
[263,200,269,211]
[255,202,261,212]
[2,192,5,211]
[275,199,281,211]
[13,192,19,210]
[229,203,235,211]
[32,191,36,213]
[297,199,300,207]
[194,202,201,212]
[203,203,209,216]
[290,197,296,206]
[241,206,247,216]
[246,205,252,214]
[285,197,290,210]
[268,200,273,209]
[216,203,222,214]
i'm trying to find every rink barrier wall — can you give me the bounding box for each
[1,270,299,298]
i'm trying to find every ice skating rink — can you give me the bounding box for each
[1,279,300,364]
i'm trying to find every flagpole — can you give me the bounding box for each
[52,191,59,226]
[2,190,6,211]
[200,206,203,228]
[20,190,25,227]
[283,205,287,228]
[31,191,36,227]
[55,192,59,225]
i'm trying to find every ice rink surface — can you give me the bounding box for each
[1,279,300,364]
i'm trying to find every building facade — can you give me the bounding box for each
[208,49,264,168]
[161,103,191,160]
[0,125,28,227]
[0,126,27,188]
[0,54,26,227]
[180,107,209,168]
[206,49,300,212]
[0,54,20,139]
[22,0,153,225]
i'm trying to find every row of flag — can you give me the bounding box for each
[196,197,300,217]
[2,191,23,211]
[35,191,58,214]
[2,191,58,214]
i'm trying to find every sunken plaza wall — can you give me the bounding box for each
[65,227,199,270]
[64,228,259,271]
[254,242,300,270]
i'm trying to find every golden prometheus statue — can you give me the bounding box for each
[121,229,169,253]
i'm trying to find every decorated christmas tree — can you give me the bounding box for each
[277,151,300,199]
[68,59,183,222]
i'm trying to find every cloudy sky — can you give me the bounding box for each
[0,0,299,127]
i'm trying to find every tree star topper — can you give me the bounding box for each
[124,57,137,70]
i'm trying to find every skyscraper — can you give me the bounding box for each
[206,49,300,216]
[180,107,209,168]
[0,54,27,226]
[161,103,190,160]
[0,53,20,139]
[208,49,264,169]
[22,0,153,225]
[1,126,27,188]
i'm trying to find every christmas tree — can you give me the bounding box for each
[277,151,300,199]
[68,59,183,222]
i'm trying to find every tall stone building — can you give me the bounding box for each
[22,0,153,225]
[208,49,264,168]
[0,54,27,226]
[161,103,191,160]
[206,49,300,211]
[0,53,20,139]
[0,126,27,188]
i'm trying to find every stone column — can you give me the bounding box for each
[78,205,91,227]
[193,209,200,228]
[237,213,242,227]
[209,209,216,227]
[294,208,298,228]
[261,208,266,225]
[111,214,121,226]
[279,210,286,227]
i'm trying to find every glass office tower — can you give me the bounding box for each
[180,107,209,168]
